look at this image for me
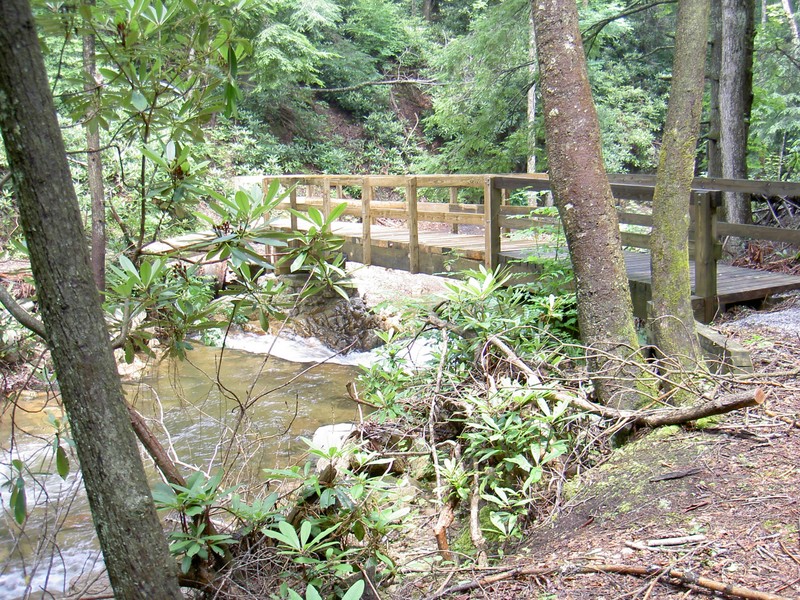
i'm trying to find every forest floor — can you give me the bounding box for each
[351,263,800,600]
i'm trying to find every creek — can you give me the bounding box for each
[0,333,369,600]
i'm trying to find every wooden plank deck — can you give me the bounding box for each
[290,218,800,318]
[150,217,800,321]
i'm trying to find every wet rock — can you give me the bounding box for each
[269,275,384,352]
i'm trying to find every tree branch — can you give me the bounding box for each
[109,299,132,350]
[582,0,677,52]
[302,78,440,94]
[0,280,131,349]
[0,282,46,339]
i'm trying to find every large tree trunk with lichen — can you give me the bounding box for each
[0,2,183,598]
[650,0,710,369]
[720,0,755,225]
[531,0,655,410]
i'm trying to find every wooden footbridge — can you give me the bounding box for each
[255,173,800,323]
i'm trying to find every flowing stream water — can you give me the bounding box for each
[0,333,370,599]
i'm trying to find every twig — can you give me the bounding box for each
[346,381,381,408]
[625,534,707,552]
[764,409,800,429]
[646,535,707,546]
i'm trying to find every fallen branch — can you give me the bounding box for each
[486,335,766,427]
[127,404,186,487]
[765,408,800,429]
[469,471,488,567]
[585,564,791,600]
[433,499,457,563]
[427,561,792,600]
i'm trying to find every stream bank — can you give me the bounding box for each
[390,294,800,600]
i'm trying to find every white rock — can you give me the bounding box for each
[311,423,357,453]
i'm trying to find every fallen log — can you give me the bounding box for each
[426,561,793,600]
[486,335,766,428]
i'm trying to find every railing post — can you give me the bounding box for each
[484,175,501,270]
[322,176,331,219]
[449,187,459,234]
[407,176,419,273]
[288,177,298,232]
[501,187,511,234]
[362,177,373,265]
[693,191,719,322]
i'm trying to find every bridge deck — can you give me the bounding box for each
[272,218,800,318]
[148,217,800,320]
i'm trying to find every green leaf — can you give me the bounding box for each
[504,454,532,472]
[141,146,169,169]
[290,252,307,273]
[328,201,348,222]
[341,580,365,600]
[180,555,193,574]
[299,519,311,547]
[56,445,70,479]
[10,479,26,524]
[305,584,323,600]
[131,91,148,112]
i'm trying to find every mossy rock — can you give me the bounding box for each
[526,429,710,545]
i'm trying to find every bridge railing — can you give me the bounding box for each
[262,173,800,321]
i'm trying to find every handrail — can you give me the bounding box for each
[262,173,800,321]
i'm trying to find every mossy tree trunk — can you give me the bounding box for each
[650,0,710,369]
[0,1,183,598]
[532,0,655,410]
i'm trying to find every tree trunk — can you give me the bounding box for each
[782,0,800,44]
[707,0,723,177]
[527,1,538,173]
[720,0,755,224]
[423,0,436,21]
[0,2,183,598]
[532,0,655,410]
[650,0,710,369]
[83,0,107,292]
